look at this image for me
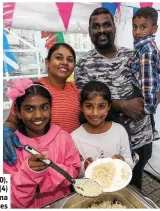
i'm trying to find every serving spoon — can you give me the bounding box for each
[24,144,103,198]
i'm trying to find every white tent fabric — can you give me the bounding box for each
[10,2,160,33]
[11,2,101,33]
[9,2,160,50]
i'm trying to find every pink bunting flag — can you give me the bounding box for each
[117,3,121,13]
[56,2,73,31]
[140,2,153,8]
[113,2,121,13]
[3,2,15,29]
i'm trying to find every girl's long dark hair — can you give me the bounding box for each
[79,80,113,124]
[15,82,52,135]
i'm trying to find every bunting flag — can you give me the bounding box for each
[3,2,160,33]
[102,2,120,16]
[140,3,153,8]
[117,3,121,13]
[3,30,19,72]
[133,7,139,14]
[3,2,15,29]
[133,2,154,15]
[56,3,73,30]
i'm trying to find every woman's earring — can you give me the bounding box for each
[17,114,21,120]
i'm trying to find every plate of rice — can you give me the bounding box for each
[85,158,132,192]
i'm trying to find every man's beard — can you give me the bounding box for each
[94,32,114,49]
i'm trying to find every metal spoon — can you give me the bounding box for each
[24,144,103,198]
[112,199,122,205]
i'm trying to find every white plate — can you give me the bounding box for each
[85,158,132,193]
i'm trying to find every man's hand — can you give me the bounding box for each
[3,126,22,165]
[28,154,48,172]
[112,154,124,161]
[84,157,94,170]
[123,98,145,121]
[113,98,145,121]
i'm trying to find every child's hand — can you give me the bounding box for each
[28,154,48,172]
[84,157,94,170]
[112,154,124,161]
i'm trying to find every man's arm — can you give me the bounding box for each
[140,52,158,114]
[74,58,89,91]
[112,98,145,121]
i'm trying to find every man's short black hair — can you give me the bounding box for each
[89,7,115,25]
[133,7,158,25]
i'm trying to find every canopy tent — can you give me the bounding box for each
[3,2,160,49]
[3,2,160,32]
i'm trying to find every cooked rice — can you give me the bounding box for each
[89,201,127,209]
[121,168,128,180]
[92,162,116,188]
[74,178,103,197]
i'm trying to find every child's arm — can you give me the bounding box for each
[70,132,86,177]
[77,157,94,178]
[38,134,81,193]
[139,51,159,114]
[3,154,47,208]
[119,127,134,169]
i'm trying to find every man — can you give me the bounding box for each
[74,7,153,190]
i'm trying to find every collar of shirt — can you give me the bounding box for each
[133,35,155,49]
[94,46,119,59]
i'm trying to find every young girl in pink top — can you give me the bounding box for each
[3,78,81,208]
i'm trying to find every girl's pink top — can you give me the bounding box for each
[3,124,81,208]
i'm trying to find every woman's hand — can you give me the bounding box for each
[112,154,124,161]
[28,154,48,172]
[3,126,22,165]
[84,157,94,170]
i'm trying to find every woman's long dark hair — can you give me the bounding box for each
[15,82,52,135]
[79,80,113,124]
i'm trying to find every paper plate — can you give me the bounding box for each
[85,158,132,192]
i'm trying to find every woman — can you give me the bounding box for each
[4,43,80,165]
